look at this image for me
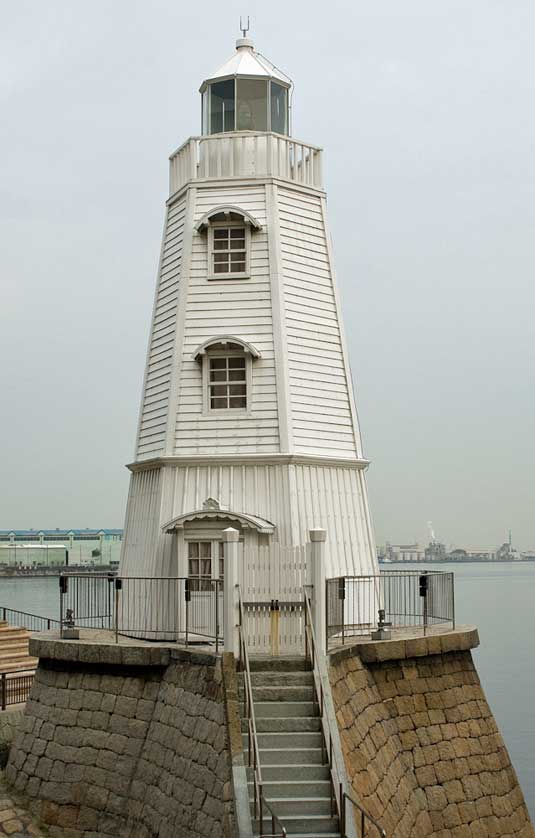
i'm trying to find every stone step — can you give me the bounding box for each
[0,638,30,650]
[259,797,334,817]
[249,685,316,702]
[250,779,332,798]
[249,671,314,687]
[244,731,323,750]
[0,658,37,675]
[247,747,325,765]
[253,814,339,834]
[253,700,319,718]
[0,649,33,661]
[242,716,322,733]
[248,765,331,782]
[249,656,311,672]
[0,626,30,638]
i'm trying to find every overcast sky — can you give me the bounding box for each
[1,1,534,550]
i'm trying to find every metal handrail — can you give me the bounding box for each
[0,606,60,631]
[303,587,386,838]
[237,587,286,838]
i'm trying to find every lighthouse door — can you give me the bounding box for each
[187,540,224,643]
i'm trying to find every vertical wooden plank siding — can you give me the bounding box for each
[277,186,358,458]
[136,195,187,460]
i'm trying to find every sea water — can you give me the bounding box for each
[0,562,533,817]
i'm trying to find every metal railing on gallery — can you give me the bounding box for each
[58,574,223,648]
[303,587,386,838]
[0,670,35,710]
[0,607,60,633]
[326,570,455,650]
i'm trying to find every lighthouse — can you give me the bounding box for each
[120,33,379,621]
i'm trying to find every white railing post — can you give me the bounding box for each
[223,527,239,655]
[309,528,327,655]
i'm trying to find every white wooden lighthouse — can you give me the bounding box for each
[120,33,379,613]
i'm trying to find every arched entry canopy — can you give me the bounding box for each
[162,509,275,535]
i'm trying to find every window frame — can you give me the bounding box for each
[201,347,252,416]
[207,221,251,281]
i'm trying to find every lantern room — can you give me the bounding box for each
[200,37,291,136]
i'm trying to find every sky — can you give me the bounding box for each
[1,0,534,550]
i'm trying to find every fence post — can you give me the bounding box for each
[309,528,327,655]
[222,527,239,655]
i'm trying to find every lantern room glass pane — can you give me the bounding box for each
[210,80,235,133]
[271,82,288,135]
[236,79,268,131]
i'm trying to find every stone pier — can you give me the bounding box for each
[329,626,534,837]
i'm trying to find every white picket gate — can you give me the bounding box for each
[240,543,308,655]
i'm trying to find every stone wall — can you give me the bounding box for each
[0,707,24,768]
[6,641,236,838]
[330,628,534,838]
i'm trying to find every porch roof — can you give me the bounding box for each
[161,509,275,535]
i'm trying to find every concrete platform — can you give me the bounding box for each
[328,624,479,664]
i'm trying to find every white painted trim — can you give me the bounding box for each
[127,453,370,471]
[163,187,197,455]
[200,350,253,418]
[206,221,251,280]
[167,176,326,208]
[319,195,363,459]
[133,206,169,457]
[266,182,293,453]
[195,205,262,232]
[192,335,261,361]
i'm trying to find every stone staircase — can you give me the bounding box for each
[241,657,341,838]
[0,621,38,674]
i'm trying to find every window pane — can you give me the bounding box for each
[228,369,245,381]
[230,238,245,250]
[211,385,227,396]
[214,252,228,263]
[188,559,199,575]
[213,239,228,250]
[229,384,246,396]
[210,358,226,369]
[229,357,246,368]
[271,82,288,134]
[210,80,235,133]
[230,256,246,269]
[188,542,199,558]
[211,397,228,409]
[236,79,268,131]
[229,396,246,408]
[214,228,228,239]
[201,559,212,576]
[230,227,245,238]
[214,262,229,273]
[210,370,226,382]
[200,542,211,558]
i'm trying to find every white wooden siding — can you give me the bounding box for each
[173,184,280,455]
[121,462,378,581]
[277,186,357,457]
[136,197,187,460]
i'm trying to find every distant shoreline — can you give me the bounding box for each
[0,564,117,578]
[379,558,535,564]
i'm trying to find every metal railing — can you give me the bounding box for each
[169,132,323,194]
[326,571,455,650]
[1,670,35,710]
[0,607,60,633]
[237,587,286,838]
[59,574,222,647]
[304,588,386,838]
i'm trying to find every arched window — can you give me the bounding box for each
[195,206,262,281]
[193,338,261,414]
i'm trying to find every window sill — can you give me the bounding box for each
[207,273,251,282]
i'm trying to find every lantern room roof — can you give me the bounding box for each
[200,39,291,91]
